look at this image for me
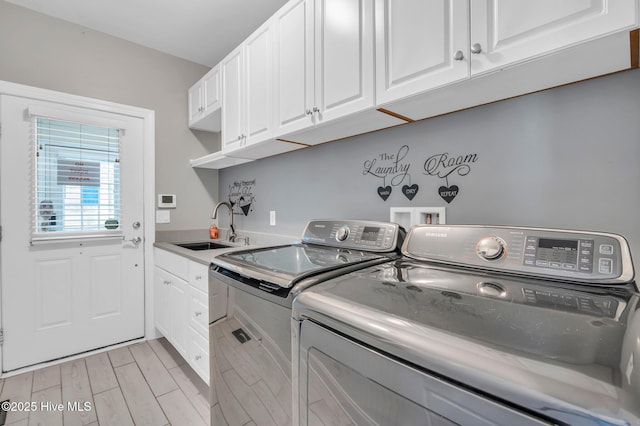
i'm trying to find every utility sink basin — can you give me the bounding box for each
[174,241,231,251]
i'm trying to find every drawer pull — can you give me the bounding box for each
[195,355,202,361]
[163,280,171,285]
[195,275,203,280]
[195,311,202,317]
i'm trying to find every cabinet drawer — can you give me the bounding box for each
[188,327,210,385]
[155,248,189,280]
[189,286,209,338]
[189,261,209,293]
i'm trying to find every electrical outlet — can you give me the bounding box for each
[270,211,276,226]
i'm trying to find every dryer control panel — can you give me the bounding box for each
[302,219,403,253]
[402,225,634,284]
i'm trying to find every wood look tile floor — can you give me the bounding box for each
[0,338,209,426]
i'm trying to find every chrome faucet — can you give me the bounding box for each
[212,201,237,242]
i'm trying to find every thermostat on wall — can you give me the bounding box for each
[157,194,176,208]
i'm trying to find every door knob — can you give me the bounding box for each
[125,236,142,245]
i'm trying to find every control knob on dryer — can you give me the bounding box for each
[476,236,506,261]
[336,226,350,242]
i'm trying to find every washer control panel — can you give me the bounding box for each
[302,220,403,252]
[403,225,634,284]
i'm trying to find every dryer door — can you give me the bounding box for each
[296,319,549,426]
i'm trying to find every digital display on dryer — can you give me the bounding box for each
[361,227,381,242]
[537,238,578,265]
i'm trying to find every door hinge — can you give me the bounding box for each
[0,225,2,242]
[0,329,4,346]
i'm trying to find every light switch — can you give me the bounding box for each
[156,210,171,224]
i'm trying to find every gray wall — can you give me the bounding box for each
[0,0,220,231]
[220,68,640,265]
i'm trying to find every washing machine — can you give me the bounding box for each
[292,225,640,425]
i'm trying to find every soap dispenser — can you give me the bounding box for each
[209,220,219,240]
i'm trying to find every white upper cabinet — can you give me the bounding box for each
[470,0,638,76]
[220,18,295,160]
[376,0,637,106]
[375,0,469,105]
[274,0,376,138]
[188,65,221,131]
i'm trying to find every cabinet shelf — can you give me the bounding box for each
[189,151,253,169]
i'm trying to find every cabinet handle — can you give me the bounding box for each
[195,311,202,317]
[195,355,202,361]
[195,275,202,280]
[471,43,482,54]
[453,50,464,61]
[163,280,171,285]
[312,106,320,113]
[305,109,312,116]
[237,135,242,140]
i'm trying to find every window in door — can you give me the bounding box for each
[32,117,121,242]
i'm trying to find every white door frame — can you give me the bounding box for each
[0,80,156,374]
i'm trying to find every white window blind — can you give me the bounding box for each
[32,116,122,243]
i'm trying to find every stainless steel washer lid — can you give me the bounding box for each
[212,243,385,289]
[293,261,640,426]
[211,219,405,290]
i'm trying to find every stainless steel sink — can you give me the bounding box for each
[174,241,230,251]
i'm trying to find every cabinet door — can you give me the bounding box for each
[274,0,315,136]
[221,45,245,151]
[187,82,202,124]
[153,267,171,337]
[470,0,637,76]
[375,0,469,105]
[203,65,221,112]
[315,0,375,122]
[169,276,189,358]
[245,19,275,145]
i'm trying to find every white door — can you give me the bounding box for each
[188,81,203,124]
[0,94,145,372]
[245,19,275,145]
[274,0,315,136]
[315,0,375,122]
[375,0,469,105]
[470,0,637,76]
[221,45,245,151]
[203,65,221,113]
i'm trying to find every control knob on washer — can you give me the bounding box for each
[336,226,350,242]
[476,236,506,261]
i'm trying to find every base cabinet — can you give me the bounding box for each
[154,249,226,384]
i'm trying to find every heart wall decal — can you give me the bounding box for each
[402,184,419,201]
[377,186,392,201]
[439,185,459,203]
